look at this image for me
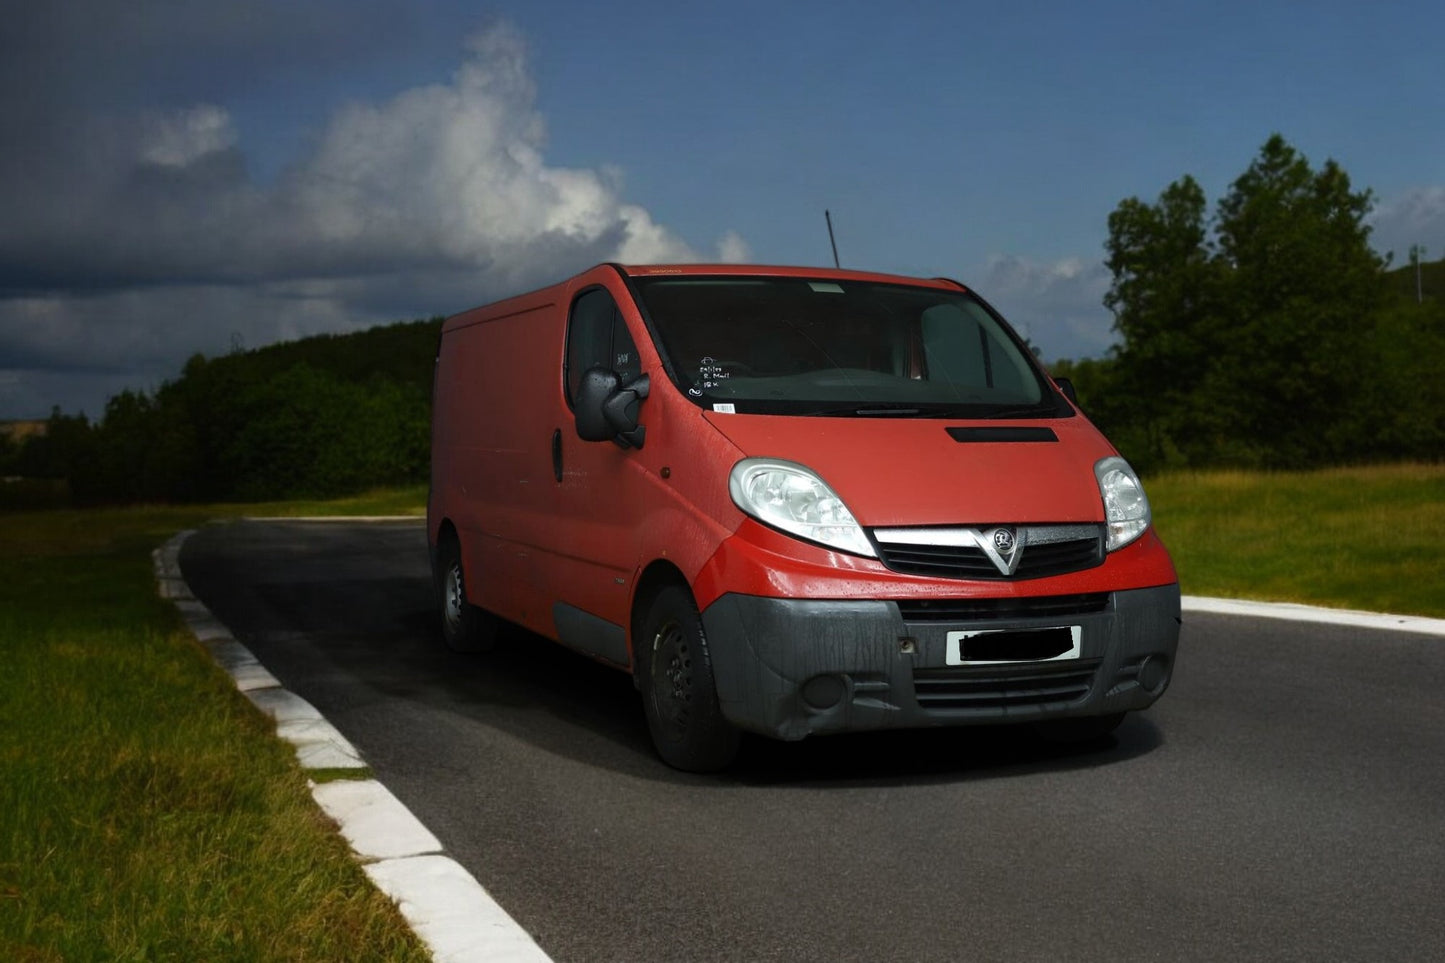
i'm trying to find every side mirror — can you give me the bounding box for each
[575,368,619,442]
[575,367,650,448]
[1053,377,1079,406]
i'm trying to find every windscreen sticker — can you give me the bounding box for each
[698,356,728,386]
[808,282,845,293]
[712,403,736,414]
[689,356,735,397]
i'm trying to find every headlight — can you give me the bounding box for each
[728,458,876,558]
[1095,456,1151,552]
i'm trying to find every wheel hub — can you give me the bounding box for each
[444,563,464,631]
[653,622,693,735]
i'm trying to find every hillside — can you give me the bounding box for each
[1,316,447,505]
[1385,252,1445,302]
[201,316,444,394]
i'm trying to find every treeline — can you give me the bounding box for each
[1056,291,1445,474]
[1056,135,1445,474]
[1,318,442,504]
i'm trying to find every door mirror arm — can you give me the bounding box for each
[604,373,649,449]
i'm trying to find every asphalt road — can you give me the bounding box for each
[180,519,1445,962]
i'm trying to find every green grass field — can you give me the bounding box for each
[1148,463,1445,617]
[0,491,429,963]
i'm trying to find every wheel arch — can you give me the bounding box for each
[432,518,460,586]
[629,559,692,684]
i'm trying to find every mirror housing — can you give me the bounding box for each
[575,368,619,442]
[575,367,649,448]
[1054,377,1079,406]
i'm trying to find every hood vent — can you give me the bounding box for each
[946,426,1058,443]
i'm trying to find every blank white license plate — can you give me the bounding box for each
[946,626,1081,666]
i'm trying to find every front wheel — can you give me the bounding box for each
[437,538,498,653]
[637,586,740,772]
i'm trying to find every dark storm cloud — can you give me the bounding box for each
[0,6,746,417]
[0,1,408,293]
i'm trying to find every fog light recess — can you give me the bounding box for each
[1138,655,1169,692]
[801,674,846,710]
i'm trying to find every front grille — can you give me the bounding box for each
[1009,536,1105,578]
[913,659,1101,711]
[874,541,1006,579]
[871,525,1105,581]
[895,592,1110,623]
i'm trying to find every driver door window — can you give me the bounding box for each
[566,288,640,405]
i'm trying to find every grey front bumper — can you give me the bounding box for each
[700,584,1181,740]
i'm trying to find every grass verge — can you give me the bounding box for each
[0,496,430,963]
[1148,463,1445,618]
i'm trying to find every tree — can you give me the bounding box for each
[1104,175,1222,468]
[18,408,95,483]
[79,389,200,503]
[1346,297,1445,462]
[1102,134,1387,469]
[0,430,16,476]
[1208,135,1385,465]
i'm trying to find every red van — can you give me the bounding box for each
[428,263,1180,771]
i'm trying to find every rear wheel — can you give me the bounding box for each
[637,585,739,772]
[437,537,498,653]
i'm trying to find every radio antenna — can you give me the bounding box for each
[825,210,840,268]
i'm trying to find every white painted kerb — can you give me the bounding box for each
[1182,595,1445,637]
[154,530,554,963]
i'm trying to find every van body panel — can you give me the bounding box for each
[622,261,966,289]
[431,298,563,635]
[611,376,751,572]
[551,344,750,644]
[700,412,1112,526]
[552,602,630,667]
[547,435,648,635]
[542,269,652,637]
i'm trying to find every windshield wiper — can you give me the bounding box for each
[800,402,964,418]
[983,406,1050,419]
[982,398,1075,418]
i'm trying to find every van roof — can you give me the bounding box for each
[619,263,969,292]
[442,264,974,331]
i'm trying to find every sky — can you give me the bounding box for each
[2,0,1442,419]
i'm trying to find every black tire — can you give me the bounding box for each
[637,585,740,772]
[1033,711,1126,745]
[437,537,498,653]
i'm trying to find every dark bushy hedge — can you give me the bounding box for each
[2,318,441,505]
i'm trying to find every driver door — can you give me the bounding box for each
[547,282,647,666]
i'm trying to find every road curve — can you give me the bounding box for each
[180,519,1445,962]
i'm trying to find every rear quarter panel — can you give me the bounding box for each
[431,293,566,634]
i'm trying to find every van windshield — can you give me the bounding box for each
[632,276,1070,418]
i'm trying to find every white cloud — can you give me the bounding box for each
[278,22,705,277]
[139,105,238,167]
[974,254,1117,362]
[1368,186,1445,263]
[716,230,752,263]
